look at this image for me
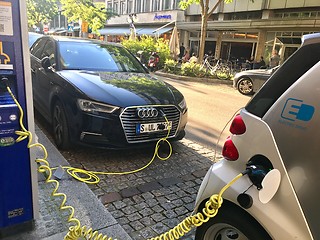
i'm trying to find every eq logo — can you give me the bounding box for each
[281,98,315,122]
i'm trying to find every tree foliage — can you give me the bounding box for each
[179,0,233,62]
[27,0,58,28]
[122,35,170,69]
[60,0,117,34]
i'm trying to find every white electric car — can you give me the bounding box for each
[194,33,320,240]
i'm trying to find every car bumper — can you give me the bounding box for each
[69,106,187,149]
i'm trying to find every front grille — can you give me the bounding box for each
[120,105,181,143]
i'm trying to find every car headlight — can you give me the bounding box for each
[77,99,119,114]
[178,98,187,110]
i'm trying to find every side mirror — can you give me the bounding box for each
[41,56,52,71]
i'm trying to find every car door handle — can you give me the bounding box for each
[31,68,36,73]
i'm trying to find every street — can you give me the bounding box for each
[34,77,251,240]
[162,78,250,151]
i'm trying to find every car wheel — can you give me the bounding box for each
[52,101,71,150]
[195,204,271,240]
[237,78,254,95]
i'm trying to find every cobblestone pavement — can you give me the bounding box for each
[57,139,220,240]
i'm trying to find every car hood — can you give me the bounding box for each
[58,71,182,107]
[238,69,271,76]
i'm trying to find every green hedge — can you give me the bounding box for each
[163,61,207,78]
[122,36,170,69]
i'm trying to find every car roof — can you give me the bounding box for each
[37,35,122,47]
[301,32,320,46]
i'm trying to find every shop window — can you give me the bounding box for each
[224,11,262,20]
[120,1,126,14]
[107,2,112,8]
[289,12,299,18]
[292,32,302,37]
[144,1,151,12]
[114,2,118,14]
[274,10,319,19]
[152,0,161,11]
[173,0,181,9]
[282,32,292,37]
[310,12,317,17]
[274,13,282,18]
[127,0,133,13]
[207,31,218,38]
[300,12,310,18]
[209,14,218,21]
[163,0,171,10]
[190,32,199,38]
[190,15,202,21]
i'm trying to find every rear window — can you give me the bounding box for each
[246,43,320,117]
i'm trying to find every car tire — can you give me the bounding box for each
[237,77,254,95]
[195,203,271,240]
[52,101,71,150]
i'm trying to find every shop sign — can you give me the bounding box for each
[154,13,172,20]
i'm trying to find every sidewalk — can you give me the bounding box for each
[2,125,132,240]
[154,70,234,85]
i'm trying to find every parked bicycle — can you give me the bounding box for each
[197,56,232,80]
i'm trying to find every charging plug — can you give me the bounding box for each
[245,165,268,190]
[0,77,9,91]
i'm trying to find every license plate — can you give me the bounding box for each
[136,121,172,134]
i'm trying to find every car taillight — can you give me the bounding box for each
[230,114,246,135]
[222,138,239,161]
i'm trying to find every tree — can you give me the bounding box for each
[179,0,233,62]
[60,0,117,35]
[27,0,58,29]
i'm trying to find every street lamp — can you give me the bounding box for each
[58,3,62,29]
[128,13,138,40]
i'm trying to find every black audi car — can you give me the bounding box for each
[30,36,187,149]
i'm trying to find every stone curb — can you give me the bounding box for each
[153,70,234,85]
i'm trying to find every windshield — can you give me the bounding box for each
[58,41,146,73]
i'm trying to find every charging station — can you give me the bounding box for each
[0,0,38,237]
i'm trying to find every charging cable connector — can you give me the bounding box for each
[243,165,269,190]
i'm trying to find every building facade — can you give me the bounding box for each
[101,0,184,42]
[103,0,320,65]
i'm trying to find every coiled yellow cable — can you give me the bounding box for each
[148,173,243,240]
[7,86,114,239]
[7,85,243,240]
[52,134,172,184]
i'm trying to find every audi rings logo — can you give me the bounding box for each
[137,107,158,118]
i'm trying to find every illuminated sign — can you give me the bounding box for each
[154,13,172,20]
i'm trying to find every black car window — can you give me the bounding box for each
[246,43,320,117]
[41,40,56,66]
[58,41,146,73]
[30,38,47,59]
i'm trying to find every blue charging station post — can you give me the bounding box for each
[0,0,38,237]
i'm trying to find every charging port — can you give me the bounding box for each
[246,155,273,190]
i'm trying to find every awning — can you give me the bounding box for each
[99,27,132,36]
[136,26,172,36]
[99,26,172,36]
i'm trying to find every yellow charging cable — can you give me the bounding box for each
[51,126,172,184]
[8,85,243,240]
[148,173,243,240]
